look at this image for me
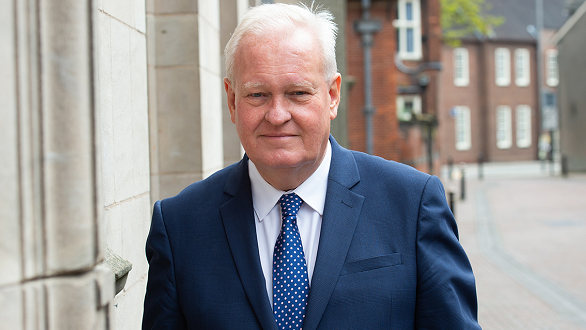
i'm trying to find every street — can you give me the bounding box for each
[441,162,586,329]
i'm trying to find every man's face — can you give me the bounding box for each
[225,29,341,185]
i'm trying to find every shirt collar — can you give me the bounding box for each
[249,140,332,222]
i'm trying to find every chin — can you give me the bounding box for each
[253,153,310,170]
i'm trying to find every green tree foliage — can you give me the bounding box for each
[441,0,504,47]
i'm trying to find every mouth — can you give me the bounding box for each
[259,134,298,143]
[261,133,297,138]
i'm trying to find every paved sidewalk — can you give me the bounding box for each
[441,165,586,329]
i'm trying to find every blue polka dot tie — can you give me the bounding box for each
[273,193,309,330]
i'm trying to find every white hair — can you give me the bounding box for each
[224,3,338,83]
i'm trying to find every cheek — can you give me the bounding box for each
[299,109,332,140]
[234,105,261,133]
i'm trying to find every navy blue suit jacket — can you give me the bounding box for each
[143,136,480,329]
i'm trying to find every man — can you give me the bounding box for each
[143,3,481,330]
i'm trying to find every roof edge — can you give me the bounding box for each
[552,0,586,45]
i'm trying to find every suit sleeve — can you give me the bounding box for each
[142,201,188,330]
[414,176,481,330]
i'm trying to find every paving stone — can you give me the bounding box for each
[447,168,586,329]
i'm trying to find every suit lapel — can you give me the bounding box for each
[303,137,365,330]
[220,157,278,330]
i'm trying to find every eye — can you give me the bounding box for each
[250,93,263,97]
[290,90,312,97]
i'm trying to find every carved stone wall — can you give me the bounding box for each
[96,0,151,328]
[147,0,230,203]
[0,0,114,328]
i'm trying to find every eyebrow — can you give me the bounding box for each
[242,82,264,90]
[291,82,318,89]
[241,81,318,90]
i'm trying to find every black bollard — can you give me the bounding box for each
[460,168,466,201]
[477,152,484,180]
[562,154,569,177]
[549,139,554,176]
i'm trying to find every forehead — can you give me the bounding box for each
[233,29,323,85]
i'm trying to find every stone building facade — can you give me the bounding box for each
[554,0,586,172]
[1,0,240,328]
[97,0,151,328]
[1,0,115,328]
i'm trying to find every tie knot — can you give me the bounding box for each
[279,193,303,217]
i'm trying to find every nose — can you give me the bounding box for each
[264,96,291,125]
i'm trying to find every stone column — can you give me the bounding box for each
[0,0,113,329]
[147,0,225,203]
[220,0,249,167]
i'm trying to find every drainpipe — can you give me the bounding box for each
[394,57,442,174]
[529,0,547,162]
[354,0,381,155]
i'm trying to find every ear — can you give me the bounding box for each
[224,77,236,124]
[328,73,342,120]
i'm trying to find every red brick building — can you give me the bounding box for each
[346,0,442,174]
[437,0,568,165]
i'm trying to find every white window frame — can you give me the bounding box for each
[454,106,471,150]
[516,105,532,148]
[496,106,512,149]
[514,48,530,87]
[546,49,559,87]
[395,0,422,60]
[396,95,422,121]
[453,48,470,87]
[495,48,511,86]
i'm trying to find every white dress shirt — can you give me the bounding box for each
[248,141,331,306]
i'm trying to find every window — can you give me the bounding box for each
[454,106,471,150]
[495,48,511,86]
[395,0,422,60]
[515,48,530,86]
[454,48,470,86]
[546,49,559,86]
[396,95,422,122]
[516,105,532,148]
[496,106,512,149]
[544,92,557,107]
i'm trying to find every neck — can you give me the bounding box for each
[255,159,322,191]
